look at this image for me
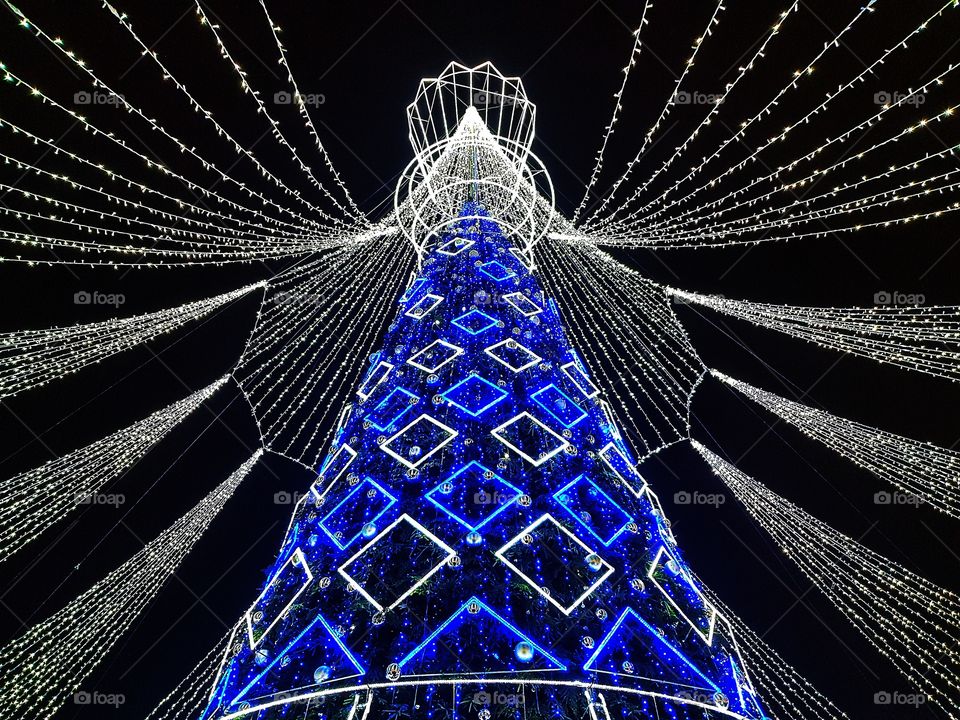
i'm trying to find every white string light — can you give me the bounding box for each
[0,376,228,562]
[693,440,960,718]
[0,450,262,720]
[0,283,264,398]
[712,370,960,517]
[667,288,960,381]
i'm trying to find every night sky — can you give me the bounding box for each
[0,1,958,718]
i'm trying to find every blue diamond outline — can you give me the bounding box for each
[452,309,499,335]
[553,474,633,546]
[478,260,517,282]
[440,373,508,417]
[425,461,523,532]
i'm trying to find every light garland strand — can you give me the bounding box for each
[0,450,262,720]
[571,0,653,225]
[695,579,851,720]
[191,3,365,224]
[144,624,238,720]
[585,1,799,230]
[0,376,228,562]
[667,288,960,381]
[0,283,264,398]
[237,232,414,467]
[711,370,960,517]
[587,0,728,224]
[536,237,705,457]
[693,440,960,718]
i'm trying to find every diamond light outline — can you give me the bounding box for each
[425,460,522,532]
[452,308,499,335]
[338,514,456,612]
[407,339,464,373]
[484,338,542,373]
[380,413,458,469]
[491,411,570,466]
[502,291,542,316]
[495,513,614,615]
[440,373,509,417]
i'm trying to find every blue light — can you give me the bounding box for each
[531,383,589,427]
[367,386,420,431]
[396,596,566,671]
[318,477,397,550]
[553,474,632,545]
[478,260,517,282]
[451,308,498,334]
[425,460,522,532]
[439,373,508,416]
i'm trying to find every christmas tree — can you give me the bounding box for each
[200,198,767,719]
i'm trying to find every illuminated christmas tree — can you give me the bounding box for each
[201,64,768,716]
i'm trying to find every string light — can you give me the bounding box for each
[693,440,960,718]
[667,288,960,381]
[712,370,960,517]
[0,283,264,398]
[0,376,228,563]
[0,450,262,720]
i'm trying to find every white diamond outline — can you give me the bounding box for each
[491,411,570,466]
[484,338,542,373]
[495,513,614,615]
[647,545,717,645]
[311,443,358,502]
[246,547,314,649]
[404,293,444,319]
[502,291,542,316]
[407,339,464,374]
[380,413,458,469]
[598,442,647,498]
[437,237,475,256]
[560,360,600,398]
[338,513,456,612]
[357,361,394,400]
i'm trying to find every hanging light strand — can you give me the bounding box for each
[0,376,229,563]
[711,369,960,517]
[0,450,262,720]
[0,283,265,398]
[693,440,960,718]
[666,287,960,381]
